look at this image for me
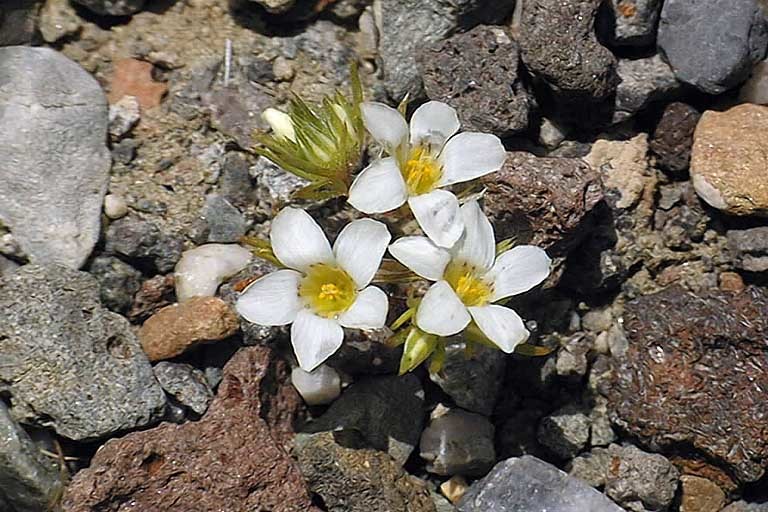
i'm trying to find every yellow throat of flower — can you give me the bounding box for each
[403,145,442,195]
[299,263,357,318]
[444,261,493,307]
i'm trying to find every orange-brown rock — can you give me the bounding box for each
[108,58,167,110]
[139,297,239,361]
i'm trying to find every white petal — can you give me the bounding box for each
[361,101,408,151]
[487,245,552,301]
[262,108,296,142]
[291,309,344,372]
[438,132,507,186]
[348,157,408,214]
[333,218,391,288]
[409,101,460,148]
[416,281,471,336]
[235,269,302,326]
[270,207,333,272]
[468,305,529,353]
[408,190,464,249]
[452,200,496,273]
[338,286,388,329]
[388,236,450,281]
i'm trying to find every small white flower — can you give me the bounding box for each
[262,107,297,142]
[236,207,391,371]
[348,101,506,248]
[388,201,551,352]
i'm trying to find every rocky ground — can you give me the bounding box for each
[1,0,768,511]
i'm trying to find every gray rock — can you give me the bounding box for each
[71,0,145,16]
[537,406,591,460]
[723,502,768,512]
[728,227,768,272]
[219,152,255,211]
[0,0,40,46]
[374,0,515,100]
[739,58,768,104]
[658,0,768,94]
[458,455,624,512]
[604,444,679,511]
[0,47,111,269]
[0,255,20,276]
[88,256,143,314]
[519,0,619,101]
[302,374,424,466]
[108,95,140,140]
[104,216,183,274]
[419,25,533,137]
[613,54,681,124]
[111,138,137,165]
[0,265,166,441]
[153,362,214,416]
[569,447,612,488]
[0,402,63,512]
[200,194,248,244]
[420,409,496,477]
[429,342,505,416]
[599,0,662,47]
[555,334,591,378]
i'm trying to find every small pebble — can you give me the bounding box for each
[108,95,141,139]
[440,475,469,504]
[103,194,128,219]
[272,56,295,81]
[291,364,342,406]
[420,408,496,477]
[174,243,252,302]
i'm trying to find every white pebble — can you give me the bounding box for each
[174,243,252,302]
[103,194,128,219]
[291,364,341,406]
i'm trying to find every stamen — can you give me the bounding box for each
[403,145,442,195]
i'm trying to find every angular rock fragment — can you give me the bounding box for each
[153,362,214,416]
[727,227,768,272]
[612,54,680,124]
[598,0,662,47]
[650,102,701,174]
[604,444,679,511]
[420,409,495,477]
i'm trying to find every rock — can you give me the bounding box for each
[302,374,424,466]
[598,0,662,47]
[441,476,469,504]
[739,59,768,104]
[420,408,496,477]
[104,216,183,274]
[691,104,768,216]
[612,54,680,124]
[199,194,248,243]
[0,255,20,276]
[650,102,701,174]
[728,227,768,272]
[71,0,144,15]
[62,346,318,512]
[374,0,516,100]
[128,273,176,322]
[108,95,140,139]
[108,58,166,109]
[153,362,214,416]
[0,47,110,269]
[88,255,143,314]
[110,138,137,165]
[203,85,271,151]
[0,264,166,440]
[653,182,708,251]
[458,455,624,512]
[555,334,591,378]
[537,406,591,460]
[219,152,255,211]
[0,402,63,512]
[174,243,252,302]
[139,296,240,361]
[680,475,726,512]
[294,431,437,512]
[497,408,547,460]
[250,0,295,14]
[429,342,505,416]
[538,116,567,149]
[658,0,768,94]
[569,447,612,487]
[589,400,616,447]
[519,0,619,101]
[0,0,39,46]
[419,25,533,137]
[325,327,402,375]
[103,194,129,220]
[604,444,679,511]
[609,286,768,482]
[39,0,81,43]
[291,364,342,406]
[723,502,768,512]
[481,152,603,257]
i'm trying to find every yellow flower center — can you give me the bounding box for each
[403,145,442,195]
[444,261,493,307]
[299,263,357,318]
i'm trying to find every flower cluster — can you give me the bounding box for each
[238,95,551,373]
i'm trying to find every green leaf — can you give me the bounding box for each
[398,327,438,374]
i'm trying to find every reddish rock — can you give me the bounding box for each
[650,102,700,173]
[609,286,768,482]
[481,152,603,256]
[61,346,317,512]
[128,274,176,322]
[108,59,167,110]
[139,296,239,361]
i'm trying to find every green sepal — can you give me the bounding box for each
[398,327,438,375]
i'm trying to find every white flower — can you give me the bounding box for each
[348,101,506,248]
[236,207,391,371]
[388,201,551,352]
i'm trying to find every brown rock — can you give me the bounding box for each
[690,104,768,216]
[719,271,745,292]
[650,102,701,173]
[609,286,768,482]
[680,475,726,512]
[139,296,239,361]
[481,151,603,257]
[62,346,317,512]
[128,274,176,322]
[108,59,167,110]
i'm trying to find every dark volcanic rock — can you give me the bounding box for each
[728,227,768,273]
[612,54,680,124]
[420,409,496,477]
[62,346,317,512]
[519,0,619,100]
[419,25,533,137]
[609,286,768,482]
[71,0,145,15]
[104,216,183,274]
[481,152,603,257]
[650,102,701,174]
[88,255,143,314]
